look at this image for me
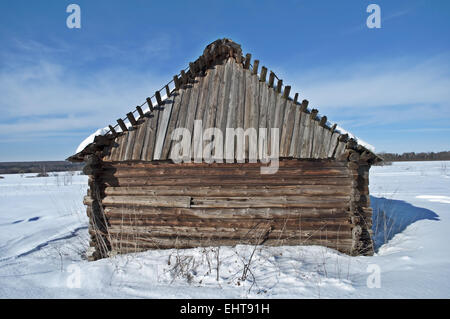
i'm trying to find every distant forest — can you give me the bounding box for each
[1,152,449,175]
[378,151,450,162]
[0,161,84,175]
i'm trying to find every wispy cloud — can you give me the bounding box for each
[288,54,450,126]
[0,38,172,143]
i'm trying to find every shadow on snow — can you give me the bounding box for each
[370,196,439,251]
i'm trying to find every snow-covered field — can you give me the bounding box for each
[0,161,449,298]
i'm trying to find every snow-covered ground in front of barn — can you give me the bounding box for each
[0,161,449,298]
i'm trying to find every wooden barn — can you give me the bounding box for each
[68,39,381,261]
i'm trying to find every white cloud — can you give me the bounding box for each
[282,54,450,130]
[291,55,450,108]
[0,48,169,140]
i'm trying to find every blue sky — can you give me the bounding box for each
[0,0,449,161]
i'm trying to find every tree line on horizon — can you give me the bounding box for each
[377,151,450,162]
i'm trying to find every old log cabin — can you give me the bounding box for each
[68,39,381,261]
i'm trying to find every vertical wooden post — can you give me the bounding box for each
[126,112,138,126]
[117,119,128,132]
[310,109,319,120]
[319,115,327,127]
[268,71,275,88]
[294,93,299,104]
[198,56,205,72]
[244,53,251,69]
[189,62,196,76]
[300,99,309,112]
[173,75,180,90]
[228,47,234,59]
[276,79,283,93]
[252,60,259,75]
[260,66,268,82]
[155,91,163,106]
[165,85,171,98]
[181,70,188,85]
[283,85,291,99]
[136,106,145,118]
[108,125,118,137]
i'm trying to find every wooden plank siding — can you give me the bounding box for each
[101,58,353,163]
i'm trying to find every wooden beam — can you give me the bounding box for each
[173,75,180,90]
[294,93,299,104]
[283,85,291,99]
[268,71,275,88]
[136,106,145,118]
[276,79,283,93]
[244,53,251,69]
[189,62,196,76]
[310,109,319,120]
[108,125,118,137]
[165,85,171,98]
[198,56,205,72]
[180,70,188,85]
[228,47,234,59]
[260,66,267,82]
[117,119,128,132]
[146,97,154,112]
[126,112,138,126]
[319,116,327,127]
[236,53,242,64]
[155,91,163,106]
[301,99,309,112]
[252,59,259,75]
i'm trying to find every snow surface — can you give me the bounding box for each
[0,161,449,298]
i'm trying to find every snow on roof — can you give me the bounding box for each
[75,94,170,154]
[335,125,376,153]
[76,127,110,154]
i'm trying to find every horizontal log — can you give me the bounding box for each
[103,166,349,178]
[104,185,352,197]
[108,237,354,252]
[101,176,352,187]
[102,196,191,208]
[108,159,349,169]
[107,223,352,235]
[102,174,351,183]
[83,196,93,206]
[190,196,349,208]
[107,217,352,230]
[106,227,353,242]
[101,195,349,209]
[103,207,351,219]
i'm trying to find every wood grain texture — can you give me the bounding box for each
[101,58,370,162]
[153,96,175,160]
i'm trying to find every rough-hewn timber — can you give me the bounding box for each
[70,38,379,261]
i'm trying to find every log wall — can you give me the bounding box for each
[83,159,373,259]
